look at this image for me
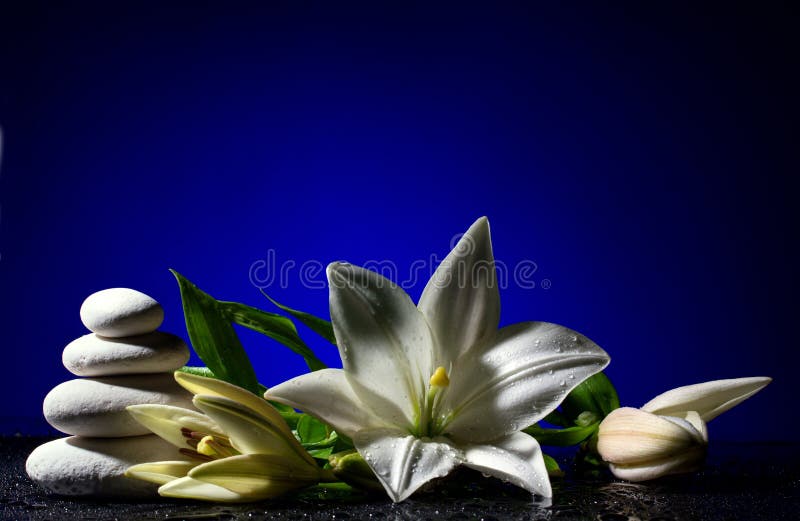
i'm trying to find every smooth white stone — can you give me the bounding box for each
[80,288,164,337]
[62,332,190,377]
[26,435,190,498]
[43,374,195,437]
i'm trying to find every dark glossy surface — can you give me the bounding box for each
[2,438,798,520]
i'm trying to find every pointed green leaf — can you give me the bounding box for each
[523,422,599,446]
[542,454,564,477]
[171,270,260,395]
[296,414,330,445]
[261,290,337,345]
[560,371,620,420]
[307,447,334,460]
[542,408,571,427]
[219,300,327,372]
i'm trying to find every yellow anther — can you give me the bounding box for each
[196,435,218,457]
[429,366,450,388]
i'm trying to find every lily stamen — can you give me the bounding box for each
[179,448,214,462]
[197,435,239,459]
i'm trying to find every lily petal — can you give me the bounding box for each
[418,216,500,364]
[188,454,317,497]
[608,445,707,482]
[681,411,708,442]
[126,404,225,448]
[193,394,314,466]
[327,262,435,428]
[265,368,383,438]
[175,371,295,441]
[158,476,246,502]
[640,377,772,422]
[125,460,198,485]
[462,432,552,497]
[597,408,703,465]
[353,427,461,503]
[444,322,609,442]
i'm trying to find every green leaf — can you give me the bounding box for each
[542,409,571,427]
[523,422,599,446]
[219,300,327,372]
[297,414,330,444]
[543,453,564,477]
[261,290,337,345]
[560,371,620,420]
[171,270,260,395]
[307,447,334,460]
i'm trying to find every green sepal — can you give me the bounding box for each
[219,300,327,372]
[261,290,337,345]
[523,422,599,446]
[560,371,620,420]
[171,270,260,395]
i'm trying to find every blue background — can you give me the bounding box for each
[1,2,796,441]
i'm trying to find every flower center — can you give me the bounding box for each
[179,428,239,461]
[414,366,451,437]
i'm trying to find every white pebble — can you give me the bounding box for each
[26,435,190,498]
[43,374,195,437]
[80,288,164,337]
[62,332,190,377]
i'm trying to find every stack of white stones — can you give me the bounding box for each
[26,288,195,498]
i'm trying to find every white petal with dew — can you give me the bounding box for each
[418,216,501,364]
[462,432,552,497]
[158,476,245,502]
[175,371,296,440]
[641,377,772,422]
[265,368,383,438]
[125,460,198,485]
[193,394,314,465]
[327,262,435,429]
[126,404,224,448]
[353,427,461,503]
[444,322,609,443]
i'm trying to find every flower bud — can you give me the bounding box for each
[596,407,707,482]
[329,450,383,492]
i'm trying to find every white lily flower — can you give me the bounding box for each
[597,377,771,482]
[126,372,331,502]
[266,217,610,502]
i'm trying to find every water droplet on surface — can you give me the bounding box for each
[559,380,566,387]
[547,369,554,375]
